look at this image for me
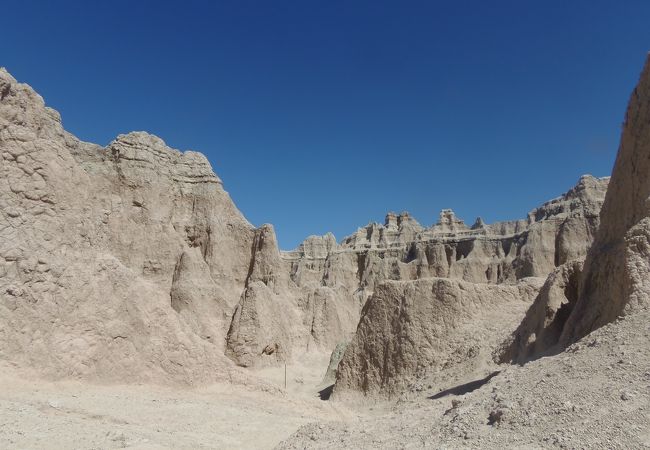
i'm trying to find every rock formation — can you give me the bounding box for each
[280,175,609,394]
[332,278,542,398]
[225,223,361,367]
[0,65,612,384]
[500,54,650,362]
[497,260,583,363]
[0,68,255,382]
[283,174,607,299]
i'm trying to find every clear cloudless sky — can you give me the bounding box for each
[3,1,650,249]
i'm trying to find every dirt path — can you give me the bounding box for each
[0,359,355,449]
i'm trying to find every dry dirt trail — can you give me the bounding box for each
[0,358,357,449]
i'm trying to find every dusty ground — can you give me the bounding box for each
[0,353,356,450]
[280,311,650,449]
[2,312,648,450]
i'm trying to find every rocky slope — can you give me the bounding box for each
[333,277,542,399]
[280,175,607,397]
[280,54,650,448]
[280,310,650,449]
[501,54,650,363]
[0,68,261,383]
[0,65,613,380]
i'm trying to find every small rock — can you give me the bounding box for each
[488,409,504,425]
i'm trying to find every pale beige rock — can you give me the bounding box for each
[333,277,543,399]
[0,68,254,383]
[226,225,360,367]
[561,55,650,341]
[283,175,607,302]
[497,260,583,364]
[500,54,650,362]
[1,53,649,450]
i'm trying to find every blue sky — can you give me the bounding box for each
[3,1,650,249]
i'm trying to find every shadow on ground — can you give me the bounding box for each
[318,384,334,400]
[428,371,501,400]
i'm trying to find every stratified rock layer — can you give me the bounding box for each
[283,175,607,299]
[282,175,608,391]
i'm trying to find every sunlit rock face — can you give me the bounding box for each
[501,55,650,363]
[0,64,610,379]
[283,174,608,300]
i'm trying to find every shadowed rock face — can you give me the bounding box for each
[497,260,583,364]
[499,55,650,364]
[561,55,650,341]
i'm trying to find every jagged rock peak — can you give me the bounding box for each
[0,67,66,142]
[287,232,338,259]
[528,174,608,223]
[107,132,222,185]
[384,211,421,230]
[471,216,486,229]
[0,67,256,383]
[435,208,468,231]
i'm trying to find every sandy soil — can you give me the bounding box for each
[0,355,355,450]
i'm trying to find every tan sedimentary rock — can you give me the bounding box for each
[500,55,650,362]
[226,224,361,367]
[497,260,583,363]
[283,174,607,301]
[333,277,543,399]
[0,68,254,382]
[561,55,650,341]
[0,64,612,382]
[281,176,607,386]
[0,67,366,376]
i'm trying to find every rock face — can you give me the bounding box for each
[0,68,255,382]
[498,260,583,364]
[332,278,542,399]
[500,55,650,362]
[283,174,607,301]
[280,176,608,390]
[562,55,650,340]
[0,66,613,383]
[225,224,361,367]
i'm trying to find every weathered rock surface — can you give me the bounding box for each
[0,68,371,377]
[498,260,583,364]
[501,54,650,362]
[0,68,255,382]
[281,175,607,393]
[562,55,650,340]
[333,277,543,399]
[283,174,607,300]
[280,309,650,449]
[225,224,361,367]
[0,64,613,383]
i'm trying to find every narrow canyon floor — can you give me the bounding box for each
[0,355,359,450]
